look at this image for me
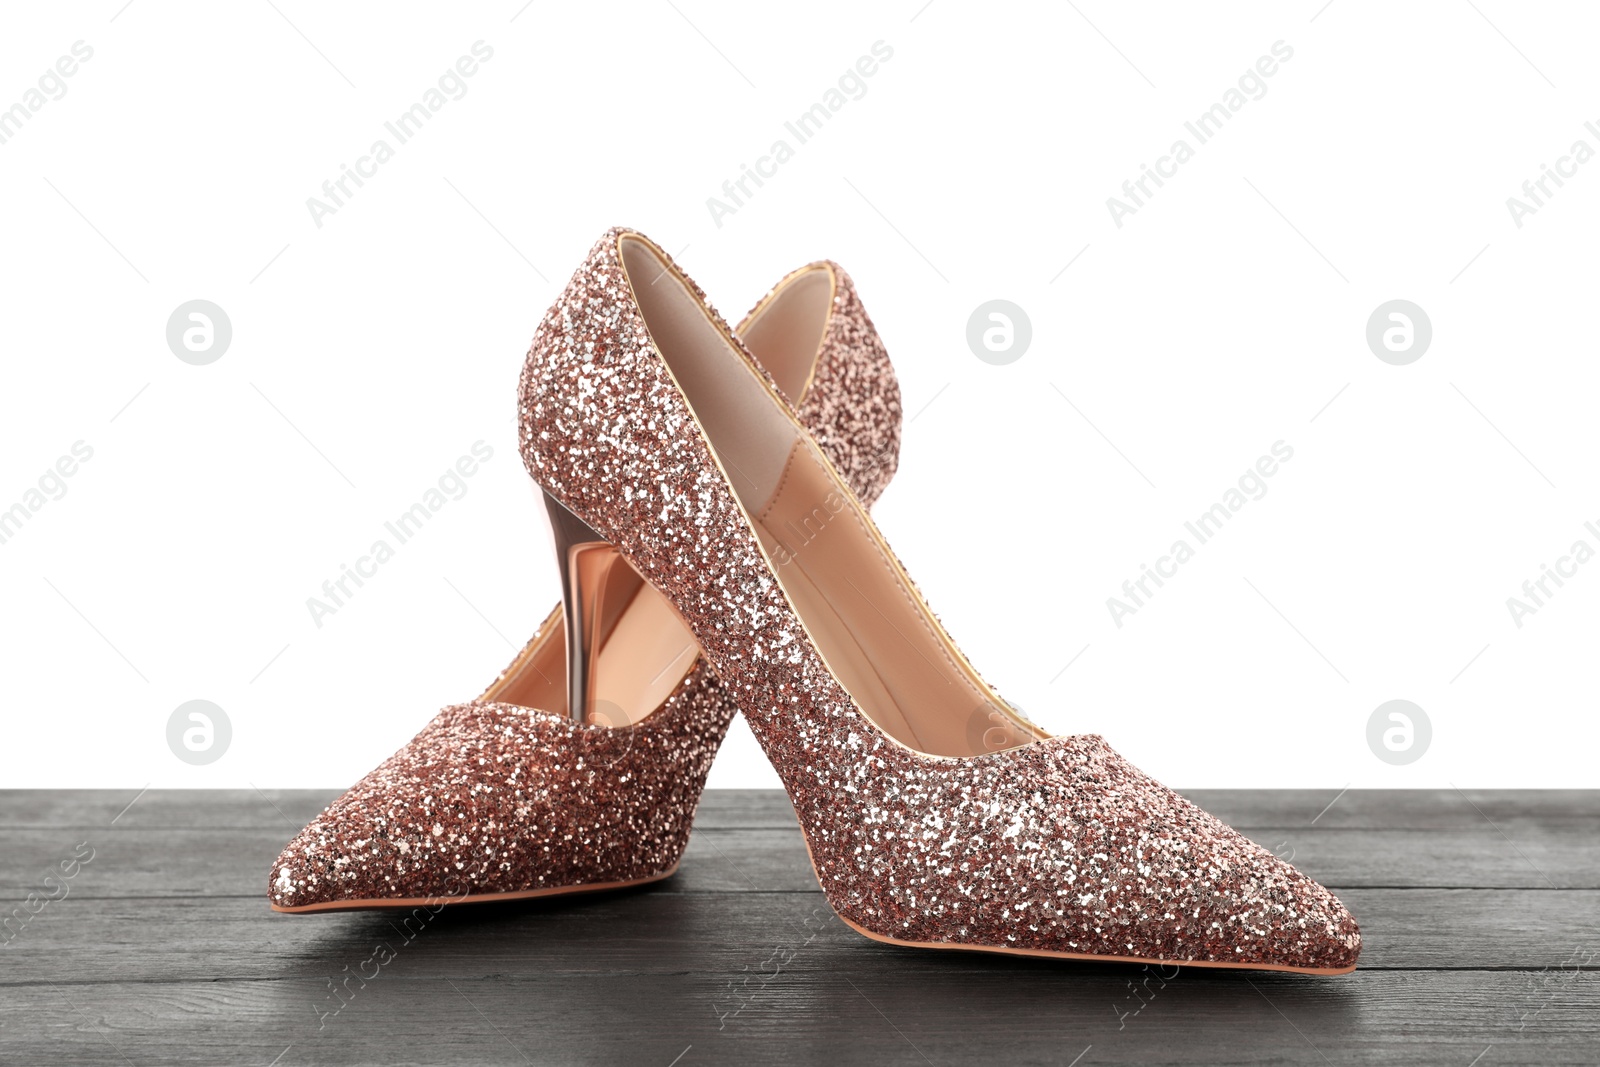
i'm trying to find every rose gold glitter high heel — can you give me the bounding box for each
[517,228,1361,975]
[267,257,901,912]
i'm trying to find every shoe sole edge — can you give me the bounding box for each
[835,910,1359,976]
[266,863,680,914]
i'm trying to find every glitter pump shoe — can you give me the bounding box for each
[268,257,902,912]
[518,228,1361,974]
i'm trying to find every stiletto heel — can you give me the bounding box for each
[268,255,905,912]
[515,228,1362,974]
[542,486,619,723]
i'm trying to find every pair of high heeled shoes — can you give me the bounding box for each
[269,229,1360,975]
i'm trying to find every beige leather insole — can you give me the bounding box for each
[616,233,1038,757]
[483,582,698,727]
[752,442,1037,757]
[622,241,798,506]
[738,268,832,402]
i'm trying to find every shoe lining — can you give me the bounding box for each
[619,234,1040,758]
[483,258,840,729]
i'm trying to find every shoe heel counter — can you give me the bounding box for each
[516,229,633,511]
[809,262,902,506]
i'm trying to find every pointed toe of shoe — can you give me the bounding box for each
[965,735,1364,973]
[266,685,733,912]
[267,818,361,912]
[1280,877,1362,972]
[263,703,581,911]
[1215,857,1362,972]
[266,789,429,911]
[1172,806,1362,973]
[1157,808,1362,973]
[1322,898,1363,971]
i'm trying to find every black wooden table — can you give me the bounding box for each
[2,789,1596,1065]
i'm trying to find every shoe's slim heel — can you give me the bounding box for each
[542,488,641,723]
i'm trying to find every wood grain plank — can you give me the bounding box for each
[4,970,1596,1066]
[1,887,1595,980]
[4,790,1597,1066]
[1181,789,1600,830]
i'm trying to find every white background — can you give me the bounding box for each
[2,1,1596,790]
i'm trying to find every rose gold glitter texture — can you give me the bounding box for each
[745,261,902,506]
[268,258,904,912]
[269,668,729,908]
[515,228,1361,974]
